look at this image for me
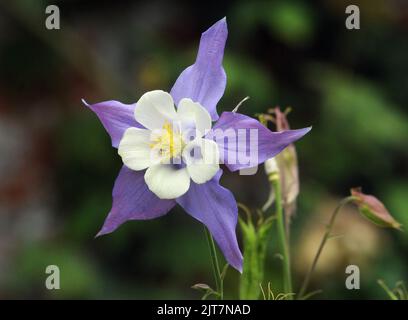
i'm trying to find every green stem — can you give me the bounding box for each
[297,196,356,299]
[272,177,293,298]
[204,226,223,299]
[377,280,398,300]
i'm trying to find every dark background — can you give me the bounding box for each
[0,0,407,299]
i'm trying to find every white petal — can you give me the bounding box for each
[177,98,212,138]
[145,164,191,199]
[134,90,177,130]
[118,127,161,170]
[183,138,220,184]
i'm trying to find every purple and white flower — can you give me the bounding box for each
[84,18,310,272]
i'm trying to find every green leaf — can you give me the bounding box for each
[239,212,274,299]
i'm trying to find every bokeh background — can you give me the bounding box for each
[0,0,407,299]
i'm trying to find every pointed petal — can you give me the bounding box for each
[83,99,142,148]
[97,166,175,236]
[210,112,311,171]
[176,170,243,272]
[170,18,228,121]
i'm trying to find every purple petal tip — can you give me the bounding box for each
[95,224,116,238]
[293,126,312,138]
[213,17,227,31]
[95,229,108,238]
[203,17,228,38]
[303,126,312,134]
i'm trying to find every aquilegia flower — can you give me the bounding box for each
[84,18,311,272]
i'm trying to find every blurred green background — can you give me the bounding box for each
[0,0,407,299]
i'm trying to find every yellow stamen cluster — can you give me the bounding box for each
[150,121,185,160]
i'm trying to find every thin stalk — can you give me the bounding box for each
[272,177,293,298]
[297,196,356,299]
[377,280,398,300]
[204,226,223,299]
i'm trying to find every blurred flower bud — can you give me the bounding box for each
[265,157,279,178]
[274,108,299,218]
[262,108,300,224]
[276,143,299,208]
[351,188,402,230]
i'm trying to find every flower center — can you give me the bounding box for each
[150,121,185,160]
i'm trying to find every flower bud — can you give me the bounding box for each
[262,108,299,221]
[274,108,299,217]
[264,157,279,177]
[276,144,298,205]
[351,188,402,230]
